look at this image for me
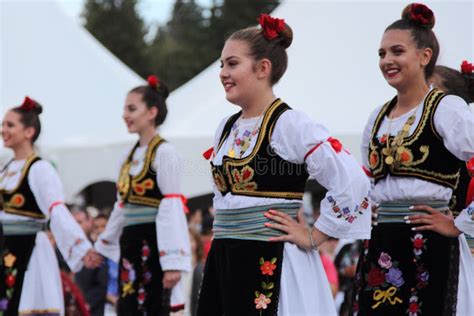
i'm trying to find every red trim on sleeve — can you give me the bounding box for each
[203,147,214,160]
[48,201,64,214]
[466,178,474,206]
[467,157,474,177]
[362,166,373,178]
[304,137,343,161]
[164,194,189,213]
[170,304,185,312]
[304,142,324,161]
[327,137,342,153]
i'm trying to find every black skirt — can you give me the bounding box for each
[117,223,168,316]
[197,239,284,316]
[352,223,459,316]
[0,234,36,316]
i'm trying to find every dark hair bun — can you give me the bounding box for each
[19,96,43,115]
[279,23,293,49]
[402,3,435,29]
[32,103,43,115]
[157,81,170,100]
[146,75,169,99]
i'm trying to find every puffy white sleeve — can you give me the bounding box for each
[153,142,191,272]
[95,200,124,262]
[29,161,92,272]
[271,110,371,239]
[434,95,474,161]
[94,152,129,262]
[455,201,474,236]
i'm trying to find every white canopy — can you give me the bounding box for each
[1,0,142,200]
[1,0,472,201]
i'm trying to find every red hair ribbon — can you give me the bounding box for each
[258,13,285,40]
[461,60,473,74]
[147,75,160,89]
[164,194,189,213]
[20,96,37,111]
[203,147,214,160]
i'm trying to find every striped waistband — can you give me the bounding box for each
[378,201,449,224]
[2,220,46,235]
[213,203,301,241]
[123,205,157,227]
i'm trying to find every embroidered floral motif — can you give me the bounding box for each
[255,257,277,314]
[467,205,474,220]
[120,258,136,297]
[231,166,257,191]
[6,193,25,208]
[3,254,16,268]
[327,196,369,223]
[407,233,429,315]
[260,260,277,276]
[365,252,404,309]
[132,178,154,196]
[212,167,227,192]
[0,298,8,313]
[137,240,151,310]
[254,293,272,310]
[369,150,380,169]
[1,251,18,314]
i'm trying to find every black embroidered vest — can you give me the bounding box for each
[451,163,472,216]
[1,155,44,219]
[117,135,165,208]
[211,99,309,200]
[368,89,460,189]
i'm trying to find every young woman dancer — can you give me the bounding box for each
[95,76,190,315]
[197,14,371,316]
[0,97,101,315]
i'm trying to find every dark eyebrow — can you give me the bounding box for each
[390,44,406,50]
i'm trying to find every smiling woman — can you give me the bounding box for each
[0,96,101,315]
[355,3,474,315]
[95,75,191,316]
[197,13,370,316]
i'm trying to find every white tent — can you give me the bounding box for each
[162,0,473,198]
[1,0,473,201]
[1,0,143,201]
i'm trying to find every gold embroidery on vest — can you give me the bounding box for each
[231,165,258,191]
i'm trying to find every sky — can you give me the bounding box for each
[58,0,212,30]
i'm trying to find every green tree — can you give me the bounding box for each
[82,0,150,78]
[148,0,209,90]
[149,0,280,90]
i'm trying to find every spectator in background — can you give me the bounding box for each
[92,214,119,311]
[73,209,108,316]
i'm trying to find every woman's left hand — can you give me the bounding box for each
[406,205,461,237]
[163,270,181,289]
[264,210,329,250]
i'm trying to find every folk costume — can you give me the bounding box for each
[354,89,474,315]
[197,99,371,316]
[0,155,92,315]
[95,134,191,315]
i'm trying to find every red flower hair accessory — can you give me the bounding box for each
[20,96,37,111]
[147,75,160,89]
[402,3,435,29]
[258,13,286,41]
[461,60,473,74]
